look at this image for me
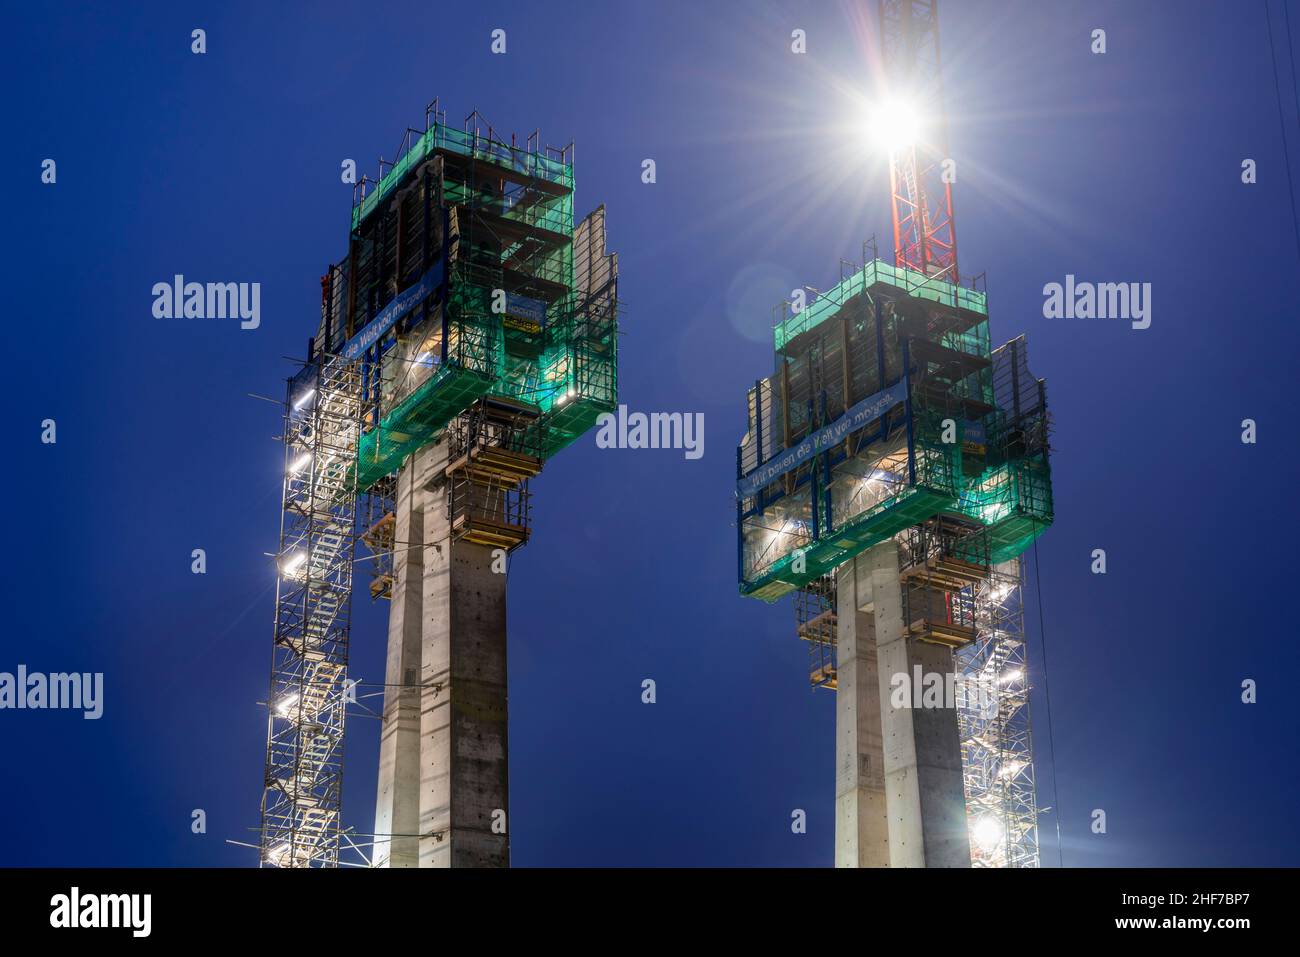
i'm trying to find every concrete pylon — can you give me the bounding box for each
[865,540,971,868]
[834,553,890,867]
[372,459,426,868]
[418,440,510,868]
[373,440,511,868]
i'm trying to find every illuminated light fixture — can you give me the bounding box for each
[971,816,1004,851]
[281,552,307,575]
[988,581,1014,603]
[292,388,316,410]
[289,453,312,474]
[860,467,898,490]
[276,692,301,716]
[864,95,923,153]
[998,668,1023,685]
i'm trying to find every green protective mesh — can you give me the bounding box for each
[350,124,617,493]
[739,406,963,601]
[773,259,987,352]
[739,265,1053,601]
[353,124,573,231]
[955,452,1053,561]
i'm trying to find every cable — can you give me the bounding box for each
[1032,534,1064,868]
[1283,0,1300,132]
[1266,0,1300,264]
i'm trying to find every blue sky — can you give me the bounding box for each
[3,0,1298,866]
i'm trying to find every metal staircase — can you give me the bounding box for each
[260,356,364,867]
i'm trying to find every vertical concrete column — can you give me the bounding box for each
[868,540,971,868]
[417,440,510,868]
[834,554,889,867]
[373,460,425,868]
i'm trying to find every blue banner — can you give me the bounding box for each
[504,293,547,331]
[736,381,906,499]
[339,262,444,362]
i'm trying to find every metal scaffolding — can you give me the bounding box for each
[259,355,364,867]
[956,558,1040,867]
[795,572,838,690]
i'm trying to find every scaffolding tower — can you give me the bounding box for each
[260,356,365,867]
[957,559,1040,867]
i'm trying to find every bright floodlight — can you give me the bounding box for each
[972,816,1004,851]
[865,97,922,153]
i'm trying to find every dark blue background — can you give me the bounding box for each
[4,0,1298,866]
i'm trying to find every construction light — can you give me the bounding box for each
[998,668,1023,685]
[280,552,307,576]
[289,453,312,475]
[971,816,1004,852]
[864,96,922,153]
[292,388,316,410]
[276,692,301,716]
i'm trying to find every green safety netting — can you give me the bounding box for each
[740,411,963,601]
[741,268,1052,600]
[353,123,573,230]
[773,259,987,353]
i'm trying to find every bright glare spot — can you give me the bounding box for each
[281,552,306,576]
[276,692,301,716]
[988,582,1013,603]
[864,97,922,153]
[998,668,1023,685]
[289,453,312,474]
[972,816,1004,851]
[292,388,316,410]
